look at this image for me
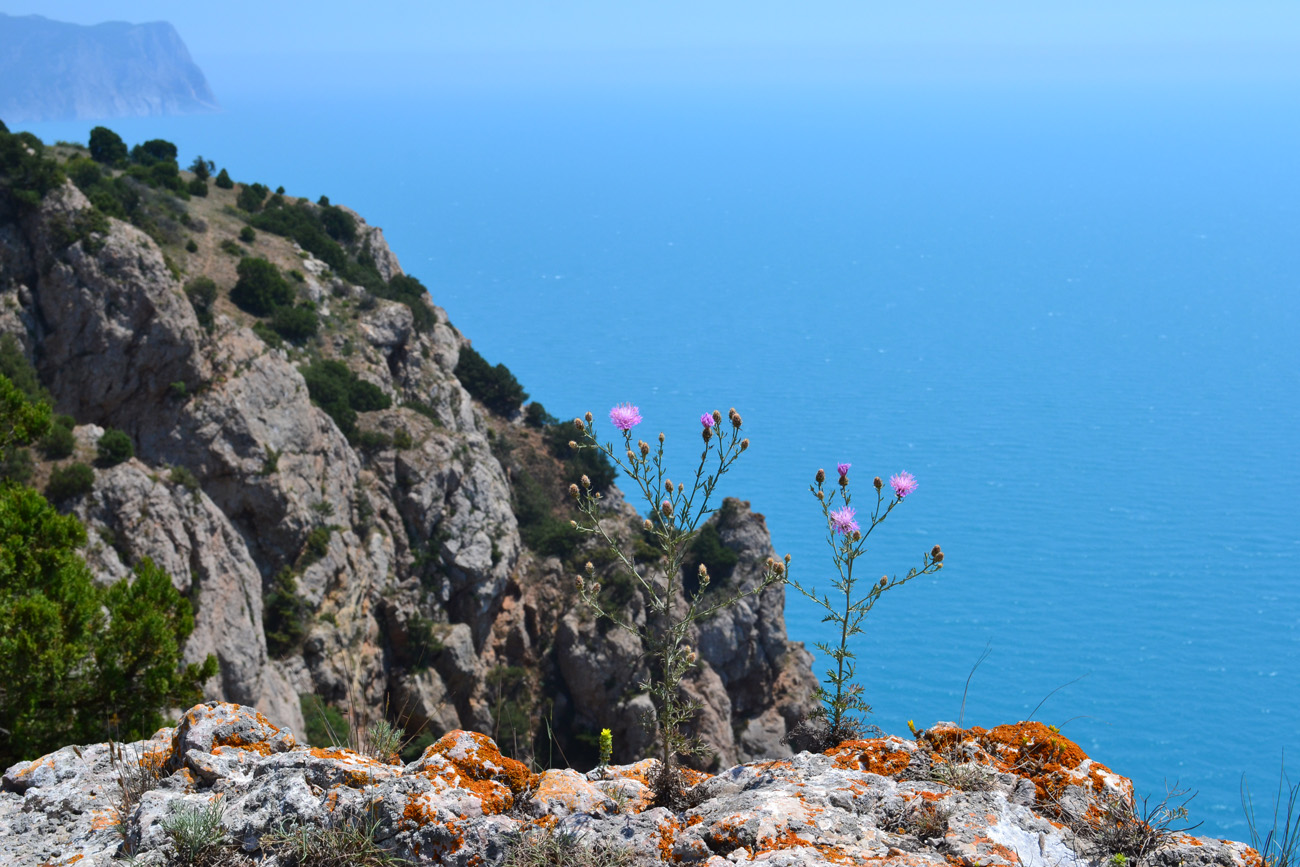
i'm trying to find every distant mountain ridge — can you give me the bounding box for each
[0,13,217,123]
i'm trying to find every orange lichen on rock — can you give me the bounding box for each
[827,738,913,776]
[755,828,858,865]
[655,816,683,861]
[923,721,1123,804]
[422,730,537,795]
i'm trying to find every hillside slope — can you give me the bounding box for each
[0,130,817,771]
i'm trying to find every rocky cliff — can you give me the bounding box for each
[0,14,217,123]
[0,137,818,772]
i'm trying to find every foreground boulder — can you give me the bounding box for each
[0,702,1260,866]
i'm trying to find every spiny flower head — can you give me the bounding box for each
[890,471,918,499]
[829,505,859,536]
[700,413,715,428]
[609,403,642,431]
[837,462,851,478]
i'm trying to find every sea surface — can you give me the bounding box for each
[23,78,1300,839]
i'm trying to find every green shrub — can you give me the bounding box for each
[264,569,307,658]
[184,238,199,252]
[454,344,527,416]
[129,139,177,166]
[300,694,348,747]
[46,462,94,502]
[682,522,738,595]
[236,182,269,213]
[238,225,255,243]
[353,430,392,451]
[512,468,580,559]
[270,303,318,344]
[219,238,243,256]
[95,428,133,466]
[186,177,208,197]
[320,205,356,243]
[230,257,293,316]
[374,273,436,333]
[0,127,67,210]
[214,168,233,189]
[39,423,75,459]
[0,335,49,405]
[169,465,200,494]
[543,423,616,493]
[301,526,333,566]
[88,126,127,165]
[524,402,557,429]
[0,447,33,484]
[300,360,391,441]
[188,156,213,180]
[392,428,413,450]
[184,276,218,330]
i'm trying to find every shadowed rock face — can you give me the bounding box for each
[0,13,218,123]
[0,702,1260,867]
[0,172,818,771]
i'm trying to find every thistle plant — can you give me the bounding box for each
[788,463,944,749]
[570,405,786,805]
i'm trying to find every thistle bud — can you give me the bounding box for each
[852,530,861,541]
[816,490,824,500]
[639,440,650,457]
[591,582,601,595]
[644,519,653,531]
[698,563,710,584]
[687,650,698,664]
[839,473,849,488]
[627,449,636,462]
[570,520,578,528]
[815,468,826,484]
[658,432,665,443]
[932,545,942,557]
[773,561,785,576]
[784,553,791,564]
[585,561,595,575]
[660,500,673,518]
[581,474,591,489]
[731,412,743,429]
[585,411,593,423]
[880,576,888,586]
[568,483,580,498]
[712,410,723,425]
[934,551,944,563]
[702,426,712,443]
[576,575,584,590]
[568,440,578,449]
[574,418,585,431]
[873,476,883,491]
[740,438,749,451]
[765,557,775,569]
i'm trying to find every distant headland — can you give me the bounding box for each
[0,13,217,123]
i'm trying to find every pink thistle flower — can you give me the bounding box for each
[829,505,859,536]
[609,403,642,431]
[890,471,918,499]
[837,462,851,478]
[701,413,715,428]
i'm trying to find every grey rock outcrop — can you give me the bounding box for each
[0,703,1261,867]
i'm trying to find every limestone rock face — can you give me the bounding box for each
[0,703,1261,867]
[0,177,818,783]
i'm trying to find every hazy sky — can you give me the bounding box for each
[4,2,1298,91]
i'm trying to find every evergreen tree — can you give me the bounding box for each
[88,126,127,165]
[0,373,215,765]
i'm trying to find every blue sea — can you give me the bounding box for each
[24,75,1300,840]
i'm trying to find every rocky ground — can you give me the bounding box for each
[0,702,1259,867]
